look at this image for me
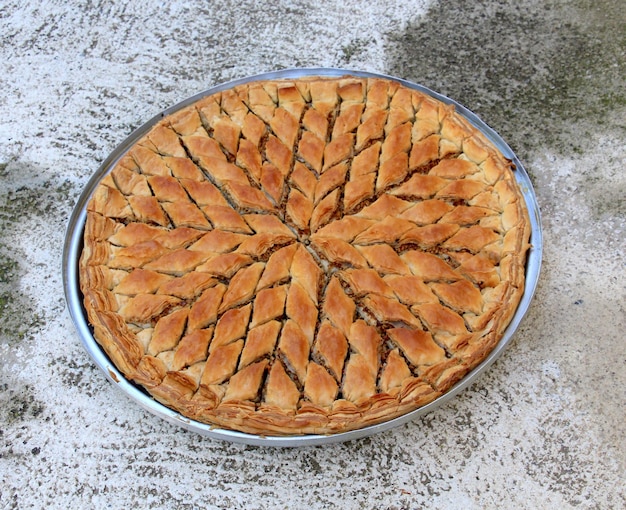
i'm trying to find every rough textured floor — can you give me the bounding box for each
[0,1,624,508]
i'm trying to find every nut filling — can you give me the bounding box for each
[80,76,531,435]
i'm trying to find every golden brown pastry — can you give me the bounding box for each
[80,75,531,435]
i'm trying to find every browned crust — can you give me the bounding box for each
[79,75,531,436]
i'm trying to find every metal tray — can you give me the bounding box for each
[62,68,543,447]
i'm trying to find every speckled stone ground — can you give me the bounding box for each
[0,1,624,509]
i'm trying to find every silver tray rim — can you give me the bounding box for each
[62,67,543,447]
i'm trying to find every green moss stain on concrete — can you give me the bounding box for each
[0,175,74,220]
[0,236,43,345]
[0,160,77,346]
[0,248,22,336]
[387,0,626,160]
[0,383,46,425]
[340,38,374,65]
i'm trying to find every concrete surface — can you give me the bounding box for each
[0,0,624,508]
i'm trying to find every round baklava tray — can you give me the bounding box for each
[63,68,542,446]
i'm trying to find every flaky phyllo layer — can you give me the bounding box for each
[80,76,531,435]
